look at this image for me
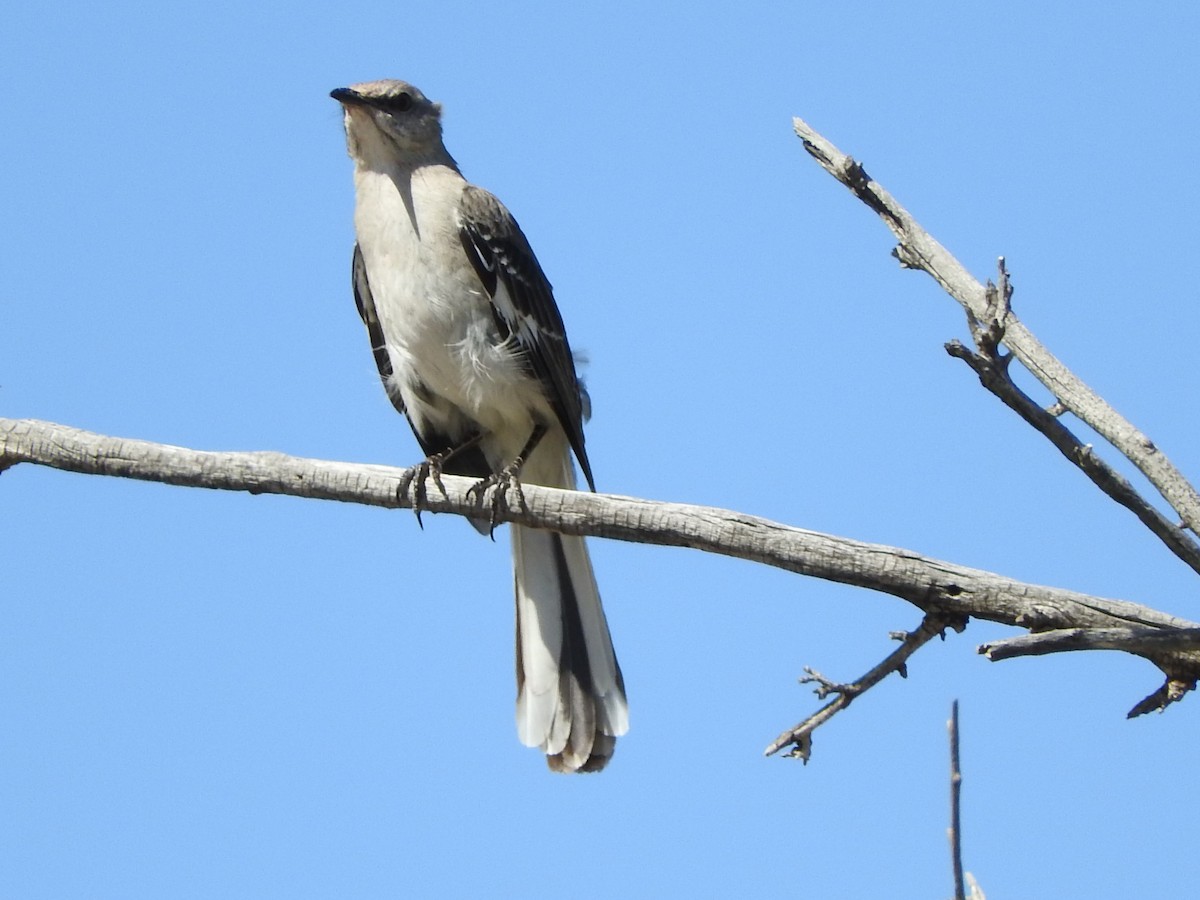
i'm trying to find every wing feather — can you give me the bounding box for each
[352,243,408,417]
[457,186,595,490]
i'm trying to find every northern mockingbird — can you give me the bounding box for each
[331,79,628,772]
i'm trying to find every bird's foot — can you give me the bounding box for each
[396,452,450,529]
[465,460,527,538]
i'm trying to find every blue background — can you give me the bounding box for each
[4,2,1200,896]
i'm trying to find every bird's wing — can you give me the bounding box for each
[457,185,595,490]
[351,242,411,419]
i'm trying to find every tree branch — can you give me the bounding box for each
[764,612,966,761]
[6,416,1200,726]
[980,626,1200,662]
[941,259,1200,576]
[944,319,1200,577]
[949,700,966,900]
[979,629,1199,718]
[792,117,1200,558]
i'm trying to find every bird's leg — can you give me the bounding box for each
[396,431,485,528]
[466,423,547,536]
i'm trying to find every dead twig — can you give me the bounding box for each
[764,612,967,761]
[949,701,966,900]
[944,260,1200,575]
[793,117,1200,567]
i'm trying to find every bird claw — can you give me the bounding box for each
[466,461,527,538]
[396,453,450,528]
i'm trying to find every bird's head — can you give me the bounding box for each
[331,79,447,168]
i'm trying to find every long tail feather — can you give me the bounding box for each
[512,524,627,772]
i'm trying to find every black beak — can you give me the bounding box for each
[330,87,365,106]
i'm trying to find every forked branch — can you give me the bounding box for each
[792,117,1200,569]
[764,612,966,761]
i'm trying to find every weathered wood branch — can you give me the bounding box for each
[764,612,966,761]
[980,626,1200,661]
[4,417,1198,662]
[792,117,1200,558]
[979,627,1199,716]
[945,331,1200,577]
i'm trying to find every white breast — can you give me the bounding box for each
[351,163,546,462]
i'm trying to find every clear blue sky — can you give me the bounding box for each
[4,2,1200,897]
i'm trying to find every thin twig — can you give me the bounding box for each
[763,612,967,761]
[949,701,965,900]
[792,117,1200,558]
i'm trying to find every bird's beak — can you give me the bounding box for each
[330,87,364,106]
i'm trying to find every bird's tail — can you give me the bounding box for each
[511,452,627,772]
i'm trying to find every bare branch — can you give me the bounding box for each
[8,416,1200,744]
[980,628,1200,716]
[1127,678,1194,718]
[763,613,967,761]
[944,328,1200,576]
[2,417,1194,636]
[949,700,965,900]
[980,626,1200,661]
[792,117,1200,548]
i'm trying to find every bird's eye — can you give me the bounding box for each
[389,92,413,112]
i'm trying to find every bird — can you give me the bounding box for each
[331,79,628,772]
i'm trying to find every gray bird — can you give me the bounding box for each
[331,80,628,771]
